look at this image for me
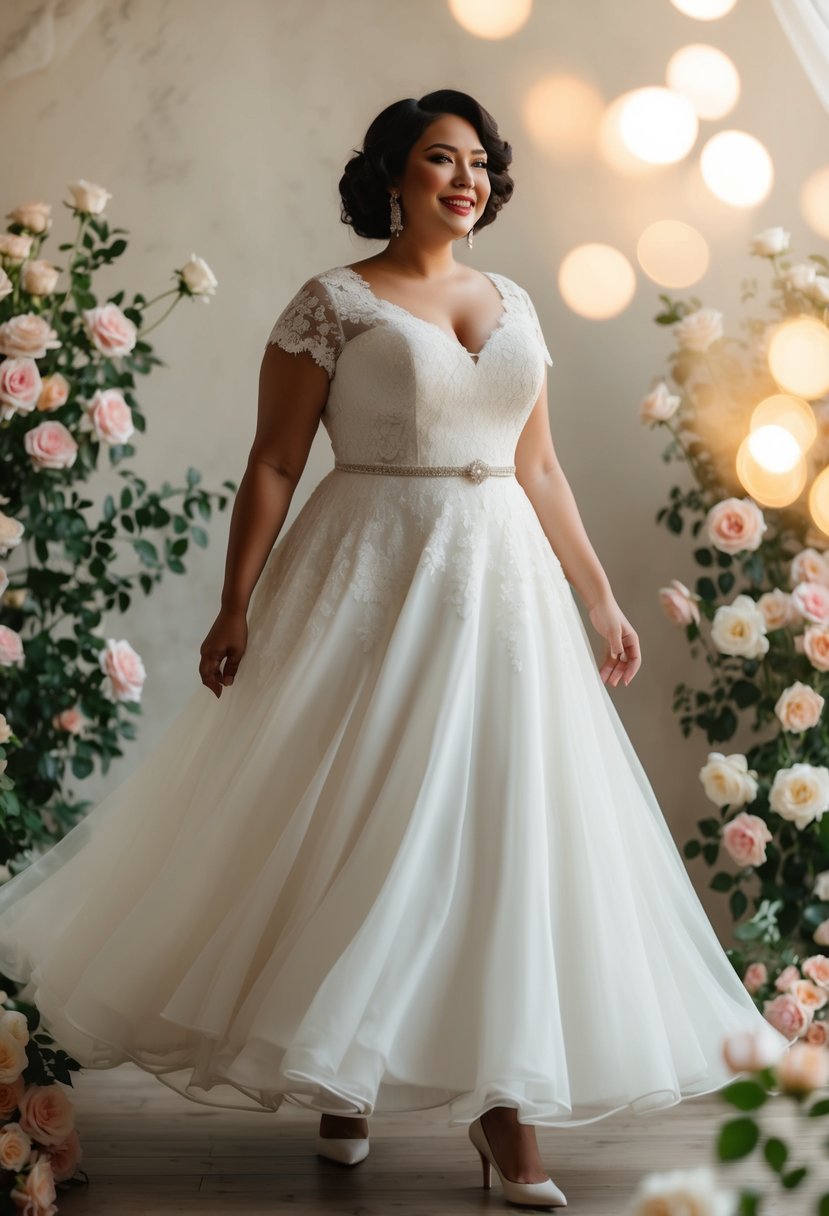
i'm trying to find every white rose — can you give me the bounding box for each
[784,262,818,292]
[179,253,218,299]
[0,1011,29,1048]
[749,226,790,257]
[639,381,680,425]
[814,870,829,900]
[674,307,724,352]
[769,763,829,830]
[711,594,769,659]
[807,275,829,305]
[627,1166,737,1216]
[699,752,759,808]
[66,178,112,215]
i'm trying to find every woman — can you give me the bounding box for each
[0,90,795,1211]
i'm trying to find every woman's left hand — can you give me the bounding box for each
[588,594,642,687]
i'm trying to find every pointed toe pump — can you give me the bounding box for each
[315,1129,370,1166]
[468,1115,567,1208]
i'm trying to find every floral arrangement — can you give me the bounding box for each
[0,179,236,873]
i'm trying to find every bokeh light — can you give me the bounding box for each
[522,74,605,161]
[447,0,531,38]
[617,87,699,164]
[699,130,773,206]
[558,244,637,319]
[800,166,829,241]
[767,317,829,400]
[736,431,807,508]
[750,393,818,453]
[636,220,709,287]
[598,94,665,177]
[665,44,740,120]
[809,467,829,535]
[670,0,738,18]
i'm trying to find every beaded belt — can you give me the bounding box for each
[334,458,515,484]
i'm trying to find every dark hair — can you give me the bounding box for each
[339,89,513,240]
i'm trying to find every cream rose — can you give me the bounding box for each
[1,1011,29,1048]
[700,753,759,809]
[816,918,829,947]
[764,991,809,1039]
[10,1153,57,1215]
[791,547,829,587]
[6,201,52,234]
[37,373,69,413]
[743,962,767,994]
[658,578,700,626]
[0,1026,27,1084]
[80,388,134,445]
[791,580,829,625]
[0,512,25,557]
[45,1126,81,1184]
[674,306,724,352]
[721,810,771,866]
[626,1166,733,1214]
[180,253,218,298]
[758,588,799,631]
[0,1075,25,1118]
[723,1020,791,1072]
[784,262,817,292]
[66,178,112,215]
[711,594,769,659]
[808,275,829,305]
[0,233,34,263]
[0,313,61,360]
[21,259,60,297]
[18,1083,75,1147]
[639,380,680,425]
[99,639,147,703]
[803,624,829,671]
[769,762,829,829]
[23,421,78,471]
[82,302,137,357]
[749,226,790,256]
[776,1041,829,1094]
[705,497,766,554]
[774,680,825,732]
[814,870,829,900]
[0,626,24,667]
[0,713,11,744]
[0,1121,31,1172]
[0,567,8,598]
[0,357,42,420]
[0,268,12,302]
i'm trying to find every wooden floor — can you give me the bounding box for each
[55,1063,819,1214]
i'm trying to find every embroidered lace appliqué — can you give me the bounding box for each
[265,278,345,379]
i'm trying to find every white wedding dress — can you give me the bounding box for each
[0,265,795,1127]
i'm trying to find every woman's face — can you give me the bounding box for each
[393,113,492,244]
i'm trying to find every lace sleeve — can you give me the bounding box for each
[519,286,554,367]
[265,276,344,380]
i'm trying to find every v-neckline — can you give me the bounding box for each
[338,265,509,364]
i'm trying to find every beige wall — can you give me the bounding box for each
[2,0,827,933]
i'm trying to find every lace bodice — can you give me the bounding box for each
[265,265,553,467]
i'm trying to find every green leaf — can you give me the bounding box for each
[720,1079,768,1111]
[763,1137,787,1171]
[717,1116,759,1160]
[683,839,702,858]
[717,571,735,594]
[696,576,717,601]
[133,539,159,565]
[732,680,761,708]
[694,547,713,566]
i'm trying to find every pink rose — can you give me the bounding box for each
[20,261,59,297]
[763,992,810,1039]
[775,964,801,992]
[805,1020,828,1046]
[43,1127,81,1184]
[802,955,829,988]
[791,547,829,587]
[658,578,700,626]
[0,358,42,420]
[791,581,829,625]
[0,1075,25,1117]
[52,706,84,735]
[0,1121,31,1171]
[721,810,772,867]
[774,680,825,732]
[81,388,134,445]
[722,1021,790,1072]
[0,625,24,667]
[99,639,146,703]
[705,497,766,554]
[17,1083,74,1147]
[9,1153,56,1216]
[803,625,829,671]
[23,421,78,471]
[0,314,60,360]
[0,1026,27,1083]
[36,374,69,413]
[776,1041,829,1095]
[743,962,768,994]
[82,302,136,357]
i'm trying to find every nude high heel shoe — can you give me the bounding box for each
[315,1117,370,1166]
[468,1115,567,1208]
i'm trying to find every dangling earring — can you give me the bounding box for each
[466,225,474,250]
[389,191,403,237]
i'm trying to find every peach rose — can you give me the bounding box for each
[23,421,78,471]
[66,178,112,215]
[52,706,83,735]
[0,1025,27,1083]
[0,268,12,302]
[757,588,799,631]
[674,306,724,352]
[774,680,825,732]
[0,357,42,420]
[80,388,134,445]
[0,314,61,360]
[775,1041,829,1094]
[700,754,759,809]
[20,261,59,297]
[815,918,829,947]
[790,979,828,1013]
[792,580,829,625]
[775,964,801,992]
[722,1020,790,1072]
[0,513,25,558]
[6,201,52,235]
[763,992,810,1039]
[0,626,24,667]
[805,1020,828,1046]
[803,624,829,672]
[10,1152,56,1216]
[743,962,768,994]
[82,302,137,357]
[0,1121,32,1172]
[43,1127,81,1184]
[18,1083,75,1147]
[1,1012,29,1048]
[99,638,146,703]
[705,497,766,554]
[711,595,769,658]
[791,547,829,587]
[721,810,771,866]
[658,578,700,626]
[0,1075,25,1117]
[180,253,218,299]
[0,233,34,263]
[769,762,829,829]
[36,373,69,413]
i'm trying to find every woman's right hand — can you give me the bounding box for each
[199,607,249,699]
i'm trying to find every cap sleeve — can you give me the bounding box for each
[265,275,344,380]
[519,285,553,367]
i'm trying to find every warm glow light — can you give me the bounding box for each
[747,424,802,473]
[809,467,829,535]
[665,44,740,120]
[522,75,605,161]
[800,166,829,241]
[767,317,829,400]
[736,434,806,508]
[750,394,818,452]
[558,244,636,319]
[447,0,531,38]
[598,95,664,177]
[699,130,773,206]
[618,87,698,164]
[636,220,709,288]
[670,0,738,18]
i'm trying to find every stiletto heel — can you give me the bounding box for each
[468,1115,567,1208]
[315,1116,370,1165]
